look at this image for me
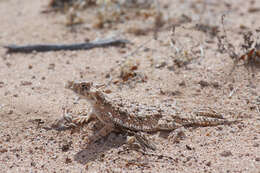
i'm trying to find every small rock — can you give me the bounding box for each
[6,62,11,67]
[179,81,186,87]
[220,150,232,157]
[31,161,36,167]
[65,157,72,164]
[20,81,32,86]
[167,65,175,71]
[0,148,8,153]
[0,81,4,88]
[143,47,150,52]
[170,90,182,96]
[198,80,210,88]
[155,61,167,69]
[186,145,192,150]
[104,89,112,94]
[256,96,260,103]
[8,110,13,114]
[206,161,211,166]
[105,73,110,78]
[61,142,71,152]
[48,63,55,70]
[28,65,33,69]
[160,89,182,96]
[228,84,234,91]
[211,82,220,88]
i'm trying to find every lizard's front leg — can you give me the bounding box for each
[71,108,96,125]
[54,107,96,130]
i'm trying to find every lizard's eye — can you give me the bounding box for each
[81,84,88,90]
[80,83,91,91]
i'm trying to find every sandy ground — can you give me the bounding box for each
[0,0,260,172]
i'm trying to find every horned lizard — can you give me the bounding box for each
[56,80,239,150]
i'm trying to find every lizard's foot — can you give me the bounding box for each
[125,130,156,151]
[51,109,77,130]
[62,107,95,126]
[168,126,187,143]
[72,114,92,124]
[126,136,144,150]
[83,125,114,146]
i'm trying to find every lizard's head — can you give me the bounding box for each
[66,81,104,102]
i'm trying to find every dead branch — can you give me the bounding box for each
[4,38,130,53]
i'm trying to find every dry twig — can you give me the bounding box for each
[4,38,129,53]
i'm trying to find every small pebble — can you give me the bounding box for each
[8,110,13,114]
[48,63,55,70]
[61,143,70,152]
[0,81,4,88]
[211,82,220,88]
[220,150,232,157]
[0,148,8,153]
[28,65,33,69]
[198,80,210,87]
[20,81,32,86]
[65,157,72,164]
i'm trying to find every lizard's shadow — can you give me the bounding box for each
[47,119,128,164]
[74,131,172,164]
[74,132,127,164]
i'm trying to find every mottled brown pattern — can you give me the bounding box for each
[66,81,238,133]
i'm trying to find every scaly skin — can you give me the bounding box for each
[61,80,239,150]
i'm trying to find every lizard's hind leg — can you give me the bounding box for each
[84,125,114,145]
